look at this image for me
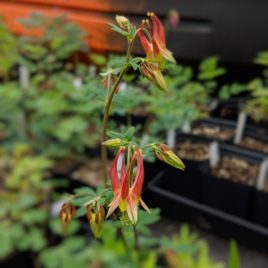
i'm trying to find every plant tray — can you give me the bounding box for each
[146,172,268,251]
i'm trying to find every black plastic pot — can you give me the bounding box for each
[201,144,265,219]
[211,97,245,120]
[0,252,34,268]
[254,190,268,227]
[238,126,268,155]
[161,134,210,201]
[146,172,268,251]
[144,159,162,188]
[191,118,236,142]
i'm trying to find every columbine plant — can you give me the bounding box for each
[60,12,184,261]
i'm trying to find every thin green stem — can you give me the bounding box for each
[133,225,142,265]
[101,67,128,186]
[101,37,136,187]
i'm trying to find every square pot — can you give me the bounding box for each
[146,172,268,251]
[191,118,235,142]
[238,126,268,155]
[161,134,210,201]
[201,144,265,219]
[254,190,268,227]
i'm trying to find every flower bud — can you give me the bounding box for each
[59,203,76,232]
[102,138,124,148]
[116,15,130,30]
[87,205,106,238]
[155,143,185,170]
[140,62,168,92]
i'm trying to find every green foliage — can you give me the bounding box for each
[254,51,268,67]
[0,144,53,259]
[143,60,214,136]
[40,236,89,268]
[198,56,226,81]
[0,17,17,78]
[219,83,246,101]
[228,240,240,268]
[245,78,268,122]
[163,225,225,268]
[0,71,104,158]
[17,13,88,75]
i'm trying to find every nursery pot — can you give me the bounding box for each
[200,143,265,219]
[191,118,235,142]
[161,134,210,201]
[254,190,268,227]
[146,172,268,251]
[211,97,245,120]
[237,126,268,155]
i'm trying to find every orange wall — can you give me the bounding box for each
[0,1,134,53]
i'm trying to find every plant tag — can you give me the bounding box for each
[234,112,247,144]
[73,77,82,88]
[181,122,191,134]
[19,65,29,90]
[167,129,176,149]
[257,158,268,190]
[119,82,127,92]
[89,65,96,76]
[209,141,220,168]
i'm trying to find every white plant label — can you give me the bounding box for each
[73,77,82,89]
[167,129,176,149]
[234,112,247,144]
[209,141,220,168]
[19,65,29,90]
[88,65,96,77]
[257,158,268,190]
[181,122,191,134]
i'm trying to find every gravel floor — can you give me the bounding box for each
[151,216,268,268]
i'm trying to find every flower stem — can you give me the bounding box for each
[101,67,128,186]
[101,38,135,187]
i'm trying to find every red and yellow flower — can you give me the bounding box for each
[106,147,149,225]
[138,12,176,65]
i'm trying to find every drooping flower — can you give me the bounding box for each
[87,205,106,238]
[140,61,168,92]
[154,143,185,170]
[106,147,149,225]
[138,12,176,64]
[59,202,76,232]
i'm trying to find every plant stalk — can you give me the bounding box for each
[101,38,134,187]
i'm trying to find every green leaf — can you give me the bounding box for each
[21,209,47,225]
[228,240,240,268]
[124,127,135,141]
[109,23,129,37]
[254,51,268,66]
[89,53,107,66]
[0,232,13,258]
[75,206,87,218]
[49,218,80,236]
[74,187,96,196]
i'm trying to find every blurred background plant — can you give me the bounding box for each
[244,51,268,122]
[0,144,51,262]
[0,16,17,81]
[141,57,225,138]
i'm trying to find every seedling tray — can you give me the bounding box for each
[162,134,210,201]
[146,172,268,251]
